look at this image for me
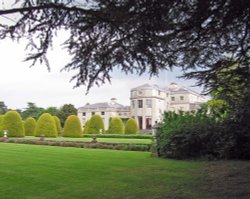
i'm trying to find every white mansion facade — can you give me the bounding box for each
[78,83,206,130]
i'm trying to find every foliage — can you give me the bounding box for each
[35,113,57,137]
[0,1,249,91]
[0,101,8,114]
[83,134,152,139]
[21,102,45,120]
[24,117,36,136]
[88,115,105,134]
[125,118,138,134]
[45,107,59,116]
[83,119,90,134]
[108,117,124,134]
[0,115,4,137]
[57,104,77,127]
[63,115,82,137]
[1,110,25,137]
[53,116,62,133]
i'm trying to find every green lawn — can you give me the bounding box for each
[18,136,152,144]
[0,143,204,199]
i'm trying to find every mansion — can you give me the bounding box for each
[77,83,206,130]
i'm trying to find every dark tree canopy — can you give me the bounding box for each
[0,0,249,91]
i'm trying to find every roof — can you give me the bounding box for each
[78,101,127,111]
[131,83,165,91]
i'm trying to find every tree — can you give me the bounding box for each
[0,115,4,137]
[0,101,8,114]
[0,0,249,91]
[24,117,36,136]
[1,111,25,137]
[53,116,62,134]
[45,107,59,116]
[108,117,124,134]
[57,104,77,126]
[125,118,138,134]
[21,102,45,120]
[88,115,105,134]
[63,115,82,137]
[35,113,57,137]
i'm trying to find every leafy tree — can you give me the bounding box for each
[53,116,62,134]
[0,115,4,137]
[63,115,82,137]
[58,104,77,126]
[0,101,8,114]
[1,111,25,137]
[21,102,45,120]
[45,107,59,116]
[125,118,138,134]
[108,117,124,134]
[24,117,36,136]
[0,0,249,91]
[35,113,57,137]
[88,115,105,134]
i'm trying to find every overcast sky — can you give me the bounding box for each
[0,2,201,110]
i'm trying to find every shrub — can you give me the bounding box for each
[88,115,105,134]
[53,116,62,133]
[35,113,57,137]
[63,115,83,137]
[125,118,138,134]
[1,111,25,137]
[83,119,90,134]
[24,117,36,136]
[108,117,124,134]
[0,115,4,137]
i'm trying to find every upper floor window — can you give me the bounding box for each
[138,100,143,108]
[82,112,86,116]
[101,111,105,115]
[146,99,152,108]
[180,96,184,100]
[91,112,95,116]
[158,90,161,95]
[138,91,143,95]
[171,97,175,101]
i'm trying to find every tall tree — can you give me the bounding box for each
[57,104,77,126]
[0,0,249,91]
[0,101,8,114]
[21,102,45,120]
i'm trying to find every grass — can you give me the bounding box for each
[0,143,204,199]
[1,143,249,199]
[17,136,153,144]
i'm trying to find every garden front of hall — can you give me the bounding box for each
[0,111,250,199]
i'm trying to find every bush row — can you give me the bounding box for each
[2,138,151,152]
[83,134,152,139]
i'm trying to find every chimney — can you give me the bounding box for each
[169,82,178,89]
[110,98,117,104]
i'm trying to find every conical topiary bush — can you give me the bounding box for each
[24,117,36,136]
[63,115,82,137]
[53,116,62,134]
[125,118,138,134]
[88,115,105,134]
[108,117,124,134]
[35,113,57,137]
[1,110,25,137]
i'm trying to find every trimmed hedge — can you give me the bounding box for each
[83,119,90,134]
[35,113,57,137]
[88,115,105,134]
[108,117,124,134]
[0,115,4,137]
[83,134,152,139]
[53,116,62,133]
[63,115,83,137]
[125,118,138,134]
[24,117,36,136]
[1,111,25,137]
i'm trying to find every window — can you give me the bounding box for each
[146,99,152,108]
[138,100,143,108]
[158,90,161,95]
[180,96,184,100]
[171,97,175,101]
[91,112,95,116]
[82,112,86,116]
[101,111,105,115]
[138,91,143,95]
